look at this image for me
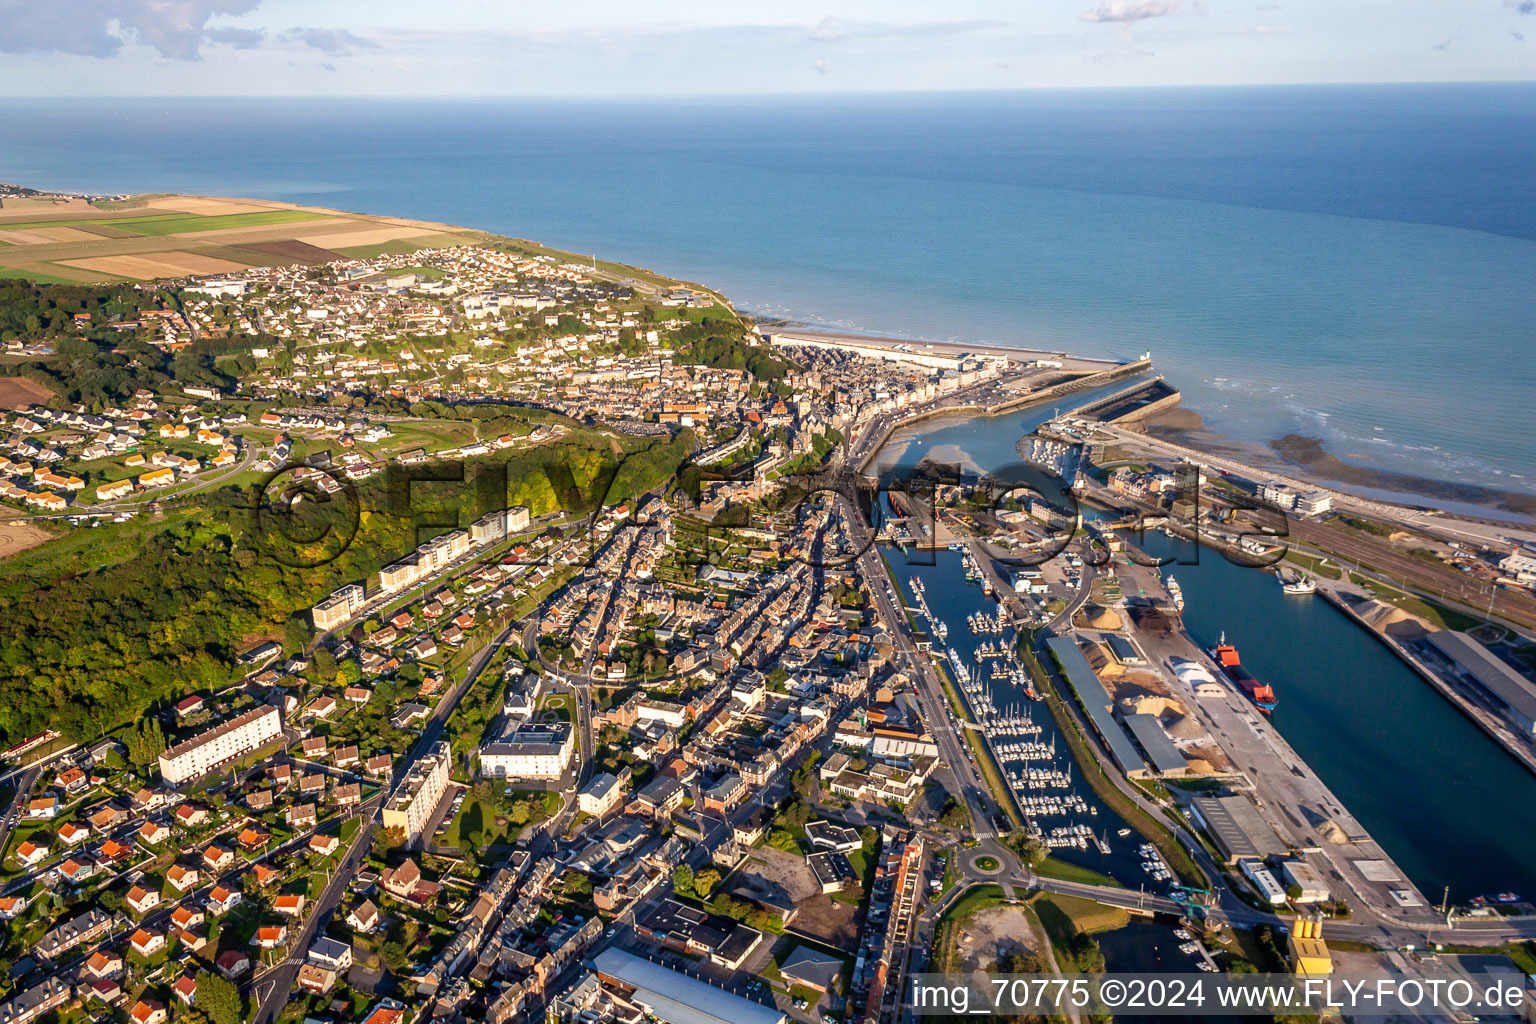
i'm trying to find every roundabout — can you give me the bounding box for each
[970,853,1002,875]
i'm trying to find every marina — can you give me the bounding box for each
[906,550,1138,882]
[877,390,1536,907]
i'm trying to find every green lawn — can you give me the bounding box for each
[442,796,505,850]
[3,209,326,233]
[1035,855,1122,888]
[536,693,573,722]
[1281,549,1343,581]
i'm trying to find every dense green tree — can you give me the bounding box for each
[196,971,245,1024]
[372,826,406,861]
[381,941,408,972]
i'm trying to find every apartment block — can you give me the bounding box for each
[382,741,451,848]
[159,706,283,787]
[478,724,573,781]
[312,583,365,631]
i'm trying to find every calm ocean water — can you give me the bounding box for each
[2,87,1533,493]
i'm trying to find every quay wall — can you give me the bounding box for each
[853,357,1153,477]
[1319,587,1536,780]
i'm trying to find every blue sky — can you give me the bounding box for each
[1,0,1532,96]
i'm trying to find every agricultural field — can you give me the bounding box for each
[0,376,53,410]
[0,191,485,283]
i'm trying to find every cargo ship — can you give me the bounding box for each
[1166,576,1185,612]
[1209,633,1278,714]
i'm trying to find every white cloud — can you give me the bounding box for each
[0,0,261,58]
[809,17,843,42]
[1079,0,1180,24]
[277,27,379,57]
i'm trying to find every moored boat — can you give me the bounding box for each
[1282,573,1317,595]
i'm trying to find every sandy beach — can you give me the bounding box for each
[1142,407,1536,520]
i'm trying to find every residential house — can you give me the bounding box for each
[166,863,200,892]
[255,924,288,948]
[129,927,166,958]
[206,886,242,916]
[125,885,161,915]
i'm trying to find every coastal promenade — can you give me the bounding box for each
[844,357,1153,479]
[760,326,1122,371]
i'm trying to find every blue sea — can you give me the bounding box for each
[3,86,1533,496]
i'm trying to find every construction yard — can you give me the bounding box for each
[730,845,862,947]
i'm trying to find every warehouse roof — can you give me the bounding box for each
[1191,795,1287,862]
[1425,630,1536,726]
[1045,635,1145,775]
[591,947,786,1024]
[1122,714,1187,775]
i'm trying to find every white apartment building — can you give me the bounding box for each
[378,556,424,594]
[312,583,365,631]
[478,723,574,781]
[470,510,507,545]
[382,742,452,849]
[378,508,531,595]
[636,700,687,730]
[1500,548,1536,584]
[419,530,471,570]
[1259,481,1333,518]
[159,705,283,787]
[377,529,473,595]
[577,772,624,817]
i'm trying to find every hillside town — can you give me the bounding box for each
[5,237,1536,1024]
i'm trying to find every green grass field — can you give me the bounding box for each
[2,506,200,578]
[116,210,331,236]
[4,209,328,234]
[331,233,478,259]
[1034,855,1122,888]
[0,264,133,284]
[496,237,689,291]
[1281,548,1343,580]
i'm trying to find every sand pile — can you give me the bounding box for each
[1318,819,1351,845]
[1075,604,1123,631]
[1354,599,1431,638]
[1163,713,1204,741]
[1084,643,1123,677]
[1118,694,1179,717]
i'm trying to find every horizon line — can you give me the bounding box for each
[3,79,1536,102]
